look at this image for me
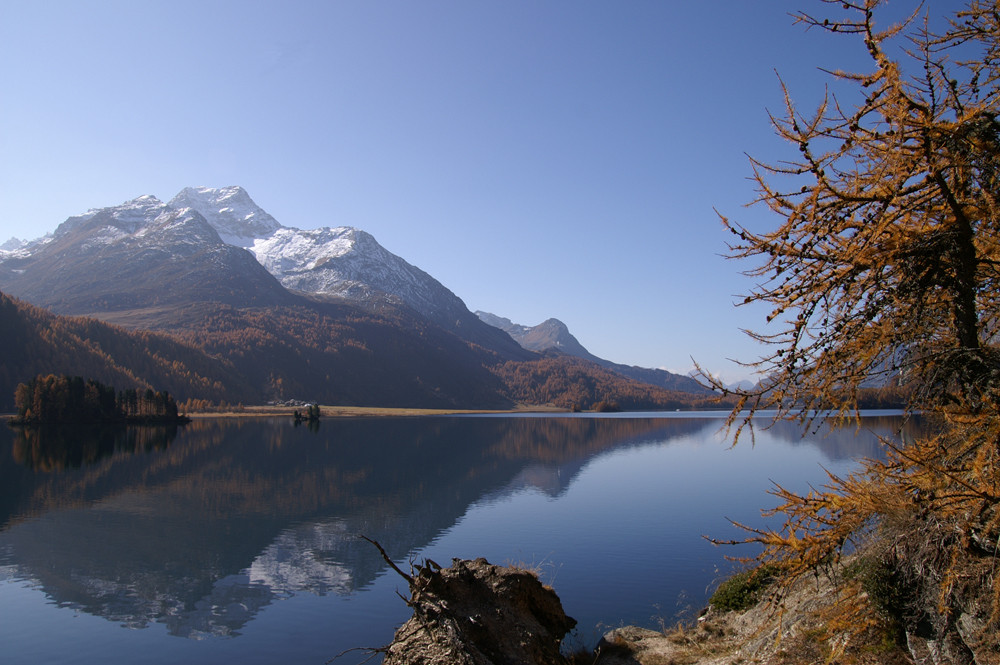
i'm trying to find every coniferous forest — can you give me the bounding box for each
[10,374,186,425]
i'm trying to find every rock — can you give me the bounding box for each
[595,626,676,664]
[593,563,915,665]
[382,557,577,665]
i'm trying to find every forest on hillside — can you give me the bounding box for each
[1,290,706,413]
[0,291,248,412]
[491,353,730,411]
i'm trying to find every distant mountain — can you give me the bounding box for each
[476,313,598,360]
[0,195,290,315]
[723,378,759,392]
[169,186,282,247]
[169,187,519,353]
[476,311,713,395]
[0,186,710,410]
[490,352,723,410]
[0,190,532,408]
[0,237,27,252]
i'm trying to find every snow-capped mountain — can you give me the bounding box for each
[250,225,471,323]
[0,237,27,252]
[169,186,282,247]
[0,194,290,313]
[1,186,465,325]
[170,187,511,344]
[0,186,526,356]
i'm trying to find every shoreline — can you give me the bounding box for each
[183,404,573,418]
[5,405,907,420]
[0,405,568,421]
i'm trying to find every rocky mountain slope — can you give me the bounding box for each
[1,186,519,353]
[168,186,516,352]
[0,195,290,315]
[477,311,713,395]
[0,186,711,409]
[477,312,597,360]
[0,190,530,408]
[168,186,282,246]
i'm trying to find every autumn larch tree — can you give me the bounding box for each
[704,0,1000,659]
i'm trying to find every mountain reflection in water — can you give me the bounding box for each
[0,413,924,654]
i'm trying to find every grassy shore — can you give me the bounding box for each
[186,404,571,418]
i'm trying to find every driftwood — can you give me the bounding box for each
[362,537,576,665]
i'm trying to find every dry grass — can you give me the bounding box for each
[186,403,570,418]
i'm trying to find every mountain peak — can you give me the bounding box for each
[476,312,586,354]
[109,194,166,214]
[169,186,282,247]
[539,318,570,332]
[54,195,168,238]
[131,194,163,204]
[476,311,715,395]
[1,237,26,252]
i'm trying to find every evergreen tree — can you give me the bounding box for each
[10,375,182,424]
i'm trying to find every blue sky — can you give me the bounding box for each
[1,1,913,382]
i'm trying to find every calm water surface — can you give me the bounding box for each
[0,412,919,664]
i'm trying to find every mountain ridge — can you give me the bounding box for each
[169,186,282,246]
[0,186,717,410]
[171,186,521,354]
[0,291,251,412]
[476,311,712,395]
[0,195,291,314]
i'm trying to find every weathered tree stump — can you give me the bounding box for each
[381,556,577,665]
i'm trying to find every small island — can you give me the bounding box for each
[8,374,190,426]
[293,403,321,425]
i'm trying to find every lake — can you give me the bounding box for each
[0,411,918,664]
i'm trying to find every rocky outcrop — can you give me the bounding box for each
[593,557,999,665]
[370,541,997,665]
[381,557,576,665]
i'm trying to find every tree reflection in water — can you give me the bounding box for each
[11,423,179,471]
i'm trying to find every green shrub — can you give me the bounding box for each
[843,553,910,645]
[709,564,779,612]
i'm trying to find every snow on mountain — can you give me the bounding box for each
[0,237,26,252]
[0,193,292,314]
[1,186,524,353]
[251,225,467,317]
[52,194,227,253]
[169,186,282,247]
[57,194,169,237]
[5,186,471,327]
[0,233,54,260]
[171,186,478,330]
